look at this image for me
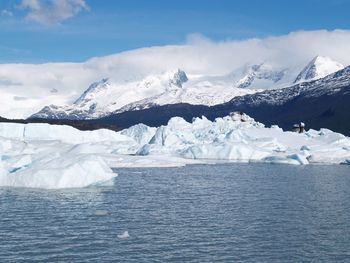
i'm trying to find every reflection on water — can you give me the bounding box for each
[0,163,350,262]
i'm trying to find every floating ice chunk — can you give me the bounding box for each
[106,154,201,168]
[121,123,156,145]
[67,142,137,155]
[94,210,109,216]
[270,125,282,131]
[0,137,13,152]
[263,154,309,165]
[167,117,192,128]
[287,154,309,165]
[8,154,32,171]
[0,162,7,177]
[0,155,117,189]
[131,115,350,164]
[118,231,129,239]
[300,145,311,151]
[0,123,131,144]
[149,126,196,147]
[191,115,212,128]
[182,143,271,161]
[1,111,350,188]
[136,144,158,156]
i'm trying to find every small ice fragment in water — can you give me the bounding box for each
[94,210,109,216]
[118,231,129,239]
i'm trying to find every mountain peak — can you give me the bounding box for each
[74,78,110,105]
[294,56,344,83]
[170,69,188,88]
[237,63,286,89]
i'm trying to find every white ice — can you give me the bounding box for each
[1,113,350,189]
[118,231,130,239]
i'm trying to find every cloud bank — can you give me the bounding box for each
[1,29,350,118]
[20,0,89,25]
[83,29,350,78]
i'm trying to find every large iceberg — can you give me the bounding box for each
[1,113,350,189]
[0,137,117,189]
[0,154,115,189]
[135,114,350,165]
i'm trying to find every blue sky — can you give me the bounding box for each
[0,0,350,63]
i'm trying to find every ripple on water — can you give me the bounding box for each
[1,163,350,262]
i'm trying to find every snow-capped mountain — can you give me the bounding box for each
[30,56,344,120]
[97,65,350,135]
[2,30,350,120]
[30,68,263,120]
[236,63,287,89]
[32,70,191,119]
[228,64,350,108]
[294,56,344,83]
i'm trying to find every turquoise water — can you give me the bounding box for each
[1,163,350,262]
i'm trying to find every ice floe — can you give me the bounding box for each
[118,231,130,239]
[1,113,350,189]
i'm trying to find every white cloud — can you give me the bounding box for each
[1,9,13,17]
[85,29,350,77]
[185,33,213,45]
[20,0,89,25]
[1,29,350,118]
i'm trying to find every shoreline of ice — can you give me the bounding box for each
[1,114,350,189]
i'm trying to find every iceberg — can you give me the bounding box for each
[0,155,116,189]
[0,133,120,189]
[0,122,131,144]
[1,113,350,189]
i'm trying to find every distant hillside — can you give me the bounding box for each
[0,117,121,132]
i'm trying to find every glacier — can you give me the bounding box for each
[1,113,350,189]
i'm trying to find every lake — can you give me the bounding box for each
[1,163,350,262]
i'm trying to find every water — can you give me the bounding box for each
[1,163,350,262]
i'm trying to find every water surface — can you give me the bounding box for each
[1,163,350,262]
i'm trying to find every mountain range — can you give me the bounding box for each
[1,54,349,135]
[31,55,344,120]
[90,64,350,136]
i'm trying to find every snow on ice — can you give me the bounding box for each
[1,113,350,189]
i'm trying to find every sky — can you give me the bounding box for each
[0,0,350,63]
